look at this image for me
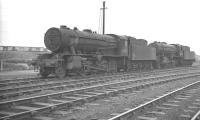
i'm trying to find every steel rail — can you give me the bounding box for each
[191,110,200,120]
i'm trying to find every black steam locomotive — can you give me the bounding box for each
[37,25,195,78]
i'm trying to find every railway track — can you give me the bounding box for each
[0,67,199,101]
[0,66,198,86]
[108,80,200,120]
[0,70,199,120]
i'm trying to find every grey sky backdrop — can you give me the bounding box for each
[1,0,200,54]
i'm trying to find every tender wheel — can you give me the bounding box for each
[55,66,66,78]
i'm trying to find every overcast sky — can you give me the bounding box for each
[1,0,200,54]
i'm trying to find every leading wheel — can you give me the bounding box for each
[55,66,66,78]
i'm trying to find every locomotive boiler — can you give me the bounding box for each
[44,26,118,53]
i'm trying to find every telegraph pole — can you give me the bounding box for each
[102,1,106,34]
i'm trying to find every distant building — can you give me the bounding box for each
[0,46,49,52]
[0,46,50,71]
[0,46,49,61]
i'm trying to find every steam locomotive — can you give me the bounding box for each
[37,25,195,78]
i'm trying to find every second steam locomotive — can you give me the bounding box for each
[37,25,195,78]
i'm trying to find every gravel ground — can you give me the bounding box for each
[49,76,200,120]
[0,70,38,80]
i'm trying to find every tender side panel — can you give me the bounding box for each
[184,51,195,60]
[130,45,156,60]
